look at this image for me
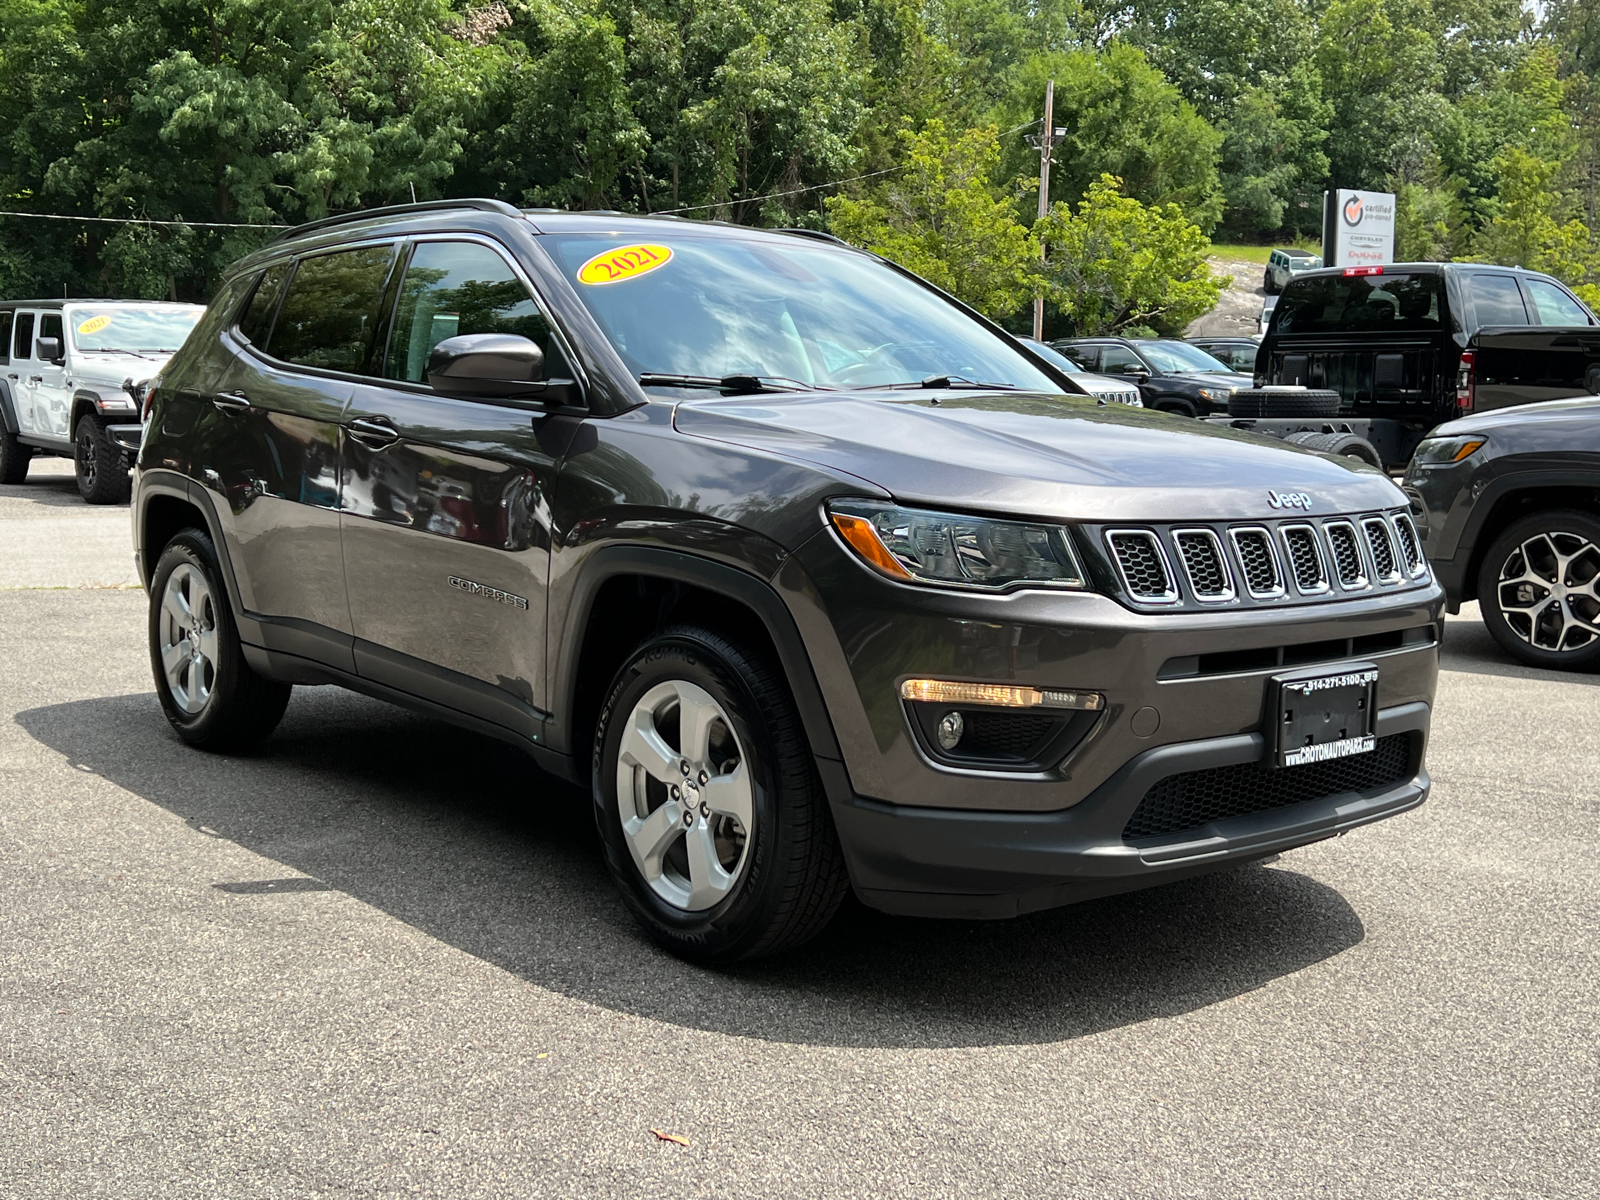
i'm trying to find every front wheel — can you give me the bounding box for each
[149,528,292,748]
[1478,510,1600,671]
[75,415,131,504]
[593,625,849,962]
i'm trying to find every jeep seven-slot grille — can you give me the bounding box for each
[1099,510,1425,610]
[1122,734,1414,842]
[1107,531,1176,601]
[1281,525,1328,592]
[1231,528,1282,595]
[1174,530,1231,599]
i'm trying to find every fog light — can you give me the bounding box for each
[936,711,964,750]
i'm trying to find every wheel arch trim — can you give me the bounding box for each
[134,470,247,613]
[1452,470,1600,597]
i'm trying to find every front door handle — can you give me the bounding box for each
[28,375,43,384]
[212,391,252,414]
[347,416,401,449]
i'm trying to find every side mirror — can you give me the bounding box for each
[426,333,582,407]
[1121,364,1149,379]
[36,336,63,364]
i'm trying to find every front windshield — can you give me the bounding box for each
[69,307,202,353]
[1137,340,1233,374]
[542,233,1061,392]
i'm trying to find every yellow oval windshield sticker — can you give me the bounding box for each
[77,314,112,336]
[577,243,673,286]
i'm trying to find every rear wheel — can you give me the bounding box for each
[1478,510,1600,671]
[0,427,31,484]
[75,414,131,504]
[149,528,292,748]
[593,625,849,962]
[1283,429,1383,467]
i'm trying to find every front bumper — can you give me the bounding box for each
[107,424,142,452]
[829,701,1430,918]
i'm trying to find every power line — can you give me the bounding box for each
[0,210,289,229]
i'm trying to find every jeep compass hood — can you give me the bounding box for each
[673,391,1403,521]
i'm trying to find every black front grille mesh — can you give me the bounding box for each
[1364,519,1398,579]
[1233,529,1281,594]
[1109,532,1172,598]
[1175,531,1229,597]
[1283,526,1326,591]
[962,712,1056,757]
[1326,523,1365,586]
[1122,734,1413,842]
[1392,515,1423,573]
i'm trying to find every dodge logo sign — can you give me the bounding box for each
[1267,490,1313,510]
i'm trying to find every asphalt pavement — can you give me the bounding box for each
[0,463,1595,1198]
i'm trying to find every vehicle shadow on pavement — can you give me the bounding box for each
[1440,610,1600,687]
[18,688,1365,1049]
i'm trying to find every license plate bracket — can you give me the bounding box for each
[1271,663,1378,768]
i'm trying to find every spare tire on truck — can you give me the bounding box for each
[1283,429,1383,467]
[1226,388,1342,418]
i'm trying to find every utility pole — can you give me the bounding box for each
[1030,81,1062,340]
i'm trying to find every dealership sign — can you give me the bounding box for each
[1322,188,1395,267]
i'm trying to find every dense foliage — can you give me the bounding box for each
[4,0,1600,328]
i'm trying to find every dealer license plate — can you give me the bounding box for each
[1272,665,1378,768]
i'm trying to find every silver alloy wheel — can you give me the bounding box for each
[617,679,752,911]
[1497,530,1600,651]
[159,563,220,714]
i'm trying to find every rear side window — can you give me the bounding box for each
[0,312,11,364]
[1467,275,1529,327]
[237,262,291,346]
[268,245,397,373]
[1274,273,1442,333]
[12,313,34,360]
[1525,279,1592,327]
[383,240,566,383]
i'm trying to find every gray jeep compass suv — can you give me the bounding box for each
[133,199,1442,962]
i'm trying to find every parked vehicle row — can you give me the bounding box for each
[126,200,1441,962]
[0,300,204,501]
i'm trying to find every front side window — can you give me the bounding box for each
[37,313,63,358]
[68,306,201,353]
[542,233,1061,393]
[12,313,34,360]
[1525,279,1593,327]
[385,241,565,383]
[269,245,397,373]
[1098,345,1145,374]
[1468,275,1529,327]
[1275,273,1443,333]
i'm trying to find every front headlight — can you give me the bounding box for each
[1197,386,1234,402]
[828,500,1089,591]
[1412,434,1486,466]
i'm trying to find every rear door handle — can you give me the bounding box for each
[347,416,400,448]
[212,391,252,414]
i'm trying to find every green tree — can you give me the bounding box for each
[1471,146,1596,281]
[825,120,1037,318]
[1033,173,1228,334]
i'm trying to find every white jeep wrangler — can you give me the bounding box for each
[0,300,204,502]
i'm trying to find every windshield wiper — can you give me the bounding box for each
[86,348,162,359]
[638,372,830,395]
[852,375,1019,392]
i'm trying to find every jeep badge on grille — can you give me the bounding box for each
[1267,490,1313,510]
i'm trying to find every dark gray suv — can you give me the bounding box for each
[133,200,1443,961]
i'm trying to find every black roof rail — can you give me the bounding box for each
[775,228,852,247]
[268,198,524,245]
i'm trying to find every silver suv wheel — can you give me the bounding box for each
[1496,529,1600,652]
[158,562,219,713]
[617,679,752,911]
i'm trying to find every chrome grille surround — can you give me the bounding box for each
[1172,528,1235,602]
[1279,523,1330,595]
[1361,517,1402,584]
[1389,512,1428,579]
[1323,520,1370,591]
[1104,529,1180,605]
[1228,526,1286,598]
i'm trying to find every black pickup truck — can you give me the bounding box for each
[1255,262,1600,468]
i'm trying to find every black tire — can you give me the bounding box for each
[75,414,131,504]
[1227,388,1342,418]
[593,625,850,963]
[1262,270,1278,295]
[0,426,31,484]
[1283,430,1383,467]
[148,528,292,749]
[1477,510,1600,671]
[1154,399,1196,418]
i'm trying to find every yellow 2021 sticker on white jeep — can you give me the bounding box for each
[576,243,673,286]
[77,314,112,336]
